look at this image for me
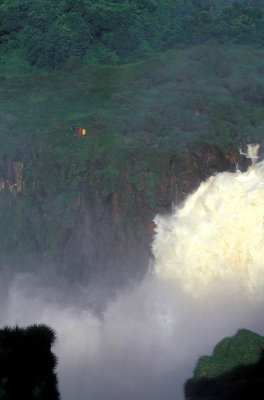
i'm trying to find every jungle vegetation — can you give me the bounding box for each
[185,329,264,399]
[1,0,264,68]
[1,0,264,269]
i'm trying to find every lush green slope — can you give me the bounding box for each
[1,44,264,269]
[1,44,264,160]
[1,1,264,273]
[2,44,264,157]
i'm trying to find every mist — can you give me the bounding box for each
[2,163,264,400]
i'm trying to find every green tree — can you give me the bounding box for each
[25,13,92,68]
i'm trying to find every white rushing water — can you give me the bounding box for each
[2,160,264,399]
[153,161,264,298]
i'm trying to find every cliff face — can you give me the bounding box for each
[0,145,237,282]
[60,145,237,282]
[0,160,23,194]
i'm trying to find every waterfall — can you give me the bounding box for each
[153,160,264,298]
[2,156,264,400]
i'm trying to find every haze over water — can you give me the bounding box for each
[2,161,264,399]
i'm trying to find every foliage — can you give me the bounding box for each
[0,324,60,400]
[185,329,264,400]
[1,0,264,68]
[1,43,264,267]
[194,329,264,379]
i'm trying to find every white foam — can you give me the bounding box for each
[153,162,264,298]
[2,163,264,399]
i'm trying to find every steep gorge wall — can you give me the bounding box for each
[0,145,237,282]
[60,145,237,283]
[0,159,24,193]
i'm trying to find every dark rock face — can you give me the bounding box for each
[0,145,238,283]
[0,160,23,193]
[60,145,238,283]
[177,145,237,200]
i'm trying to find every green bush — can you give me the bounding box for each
[0,325,60,400]
[185,329,264,400]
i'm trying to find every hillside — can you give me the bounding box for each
[1,0,264,281]
[1,0,262,69]
[0,43,263,281]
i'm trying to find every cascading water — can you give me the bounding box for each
[239,143,260,165]
[153,160,264,297]
[2,147,264,400]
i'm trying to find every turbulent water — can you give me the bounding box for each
[153,161,264,297]
[2,162,264,399]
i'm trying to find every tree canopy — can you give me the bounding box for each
[1,0,264,68]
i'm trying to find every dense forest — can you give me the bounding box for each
[1,0,264,68]
[1,0,264,275]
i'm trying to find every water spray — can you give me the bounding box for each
[2,143,264,400]
[239,143,260,167]
[154,143,264,297]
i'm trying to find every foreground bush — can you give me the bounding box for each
[185,329,264,399]
[0,324,60,400]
